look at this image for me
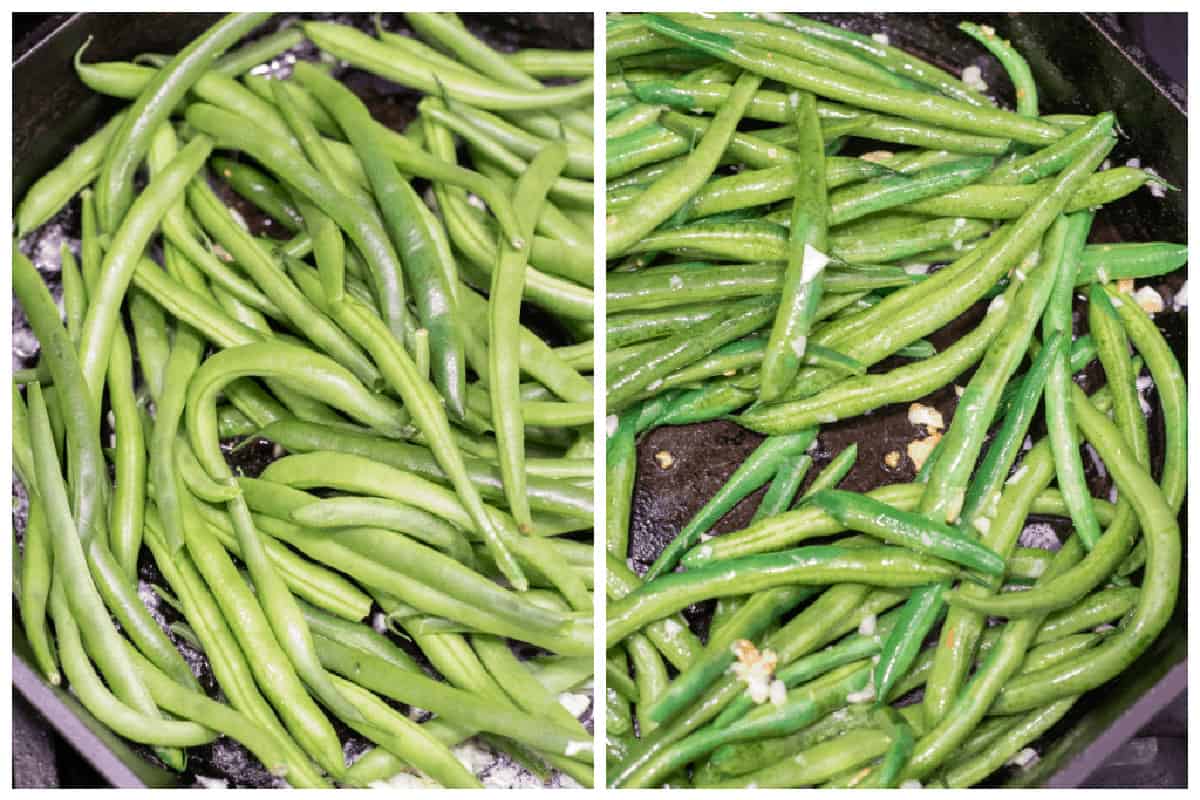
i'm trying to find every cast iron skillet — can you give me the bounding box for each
[625,13,1185,788]
[12,12,592,788]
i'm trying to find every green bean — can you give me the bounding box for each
[335,675,484,788]
[984,113,1114,185]
[177,490,349,776]
[15,111,126,237]
[623,219,788,261]
[1105,284,1187,512]
[78,135,212,412]
[647,429,816,579]
[996,331,1094,416]
[751,14,994,107]
[812,491,1005,575]
[126,290,170,402]
[656,112,804,169]
[95,13,268,231]
[316,634,592,762]
[13,247,109,547]
[186,104,414,343]
[290,267,533,591]
[401,16,552,93]
[615,160,882,222]
[958,331,1065,534]
[422,119,594,320]
[949,291,1185,620]
[105,324,146,581]
[307,516,564,638]
[489,142,568,532]
[1076,241,1188,284]
[609,546,961,647]
[510,47,593,78]
[830,156,994,225]
[304,21,594,110]
[760,92,828,400]
[211,491,583,650]
[469,158,591,253]
[942,696,1077,787]
[931,457,1067,728]
[607,102,665,139]
[1043,213,1103,549]
[211,156,304,232]
[608,294,778,410]
[256,418,590,520]
[796,130,1104,388]
[608,650,641,704]
[900,167,1152,218]
[445,99,593,180]
[28,384,193,770]
[740,288,1011,434]
[185,342,408,728]
[670,14,928,92]
[756,451,813,517]
[605,554,703,673]
[605,408,637,561]
[289,496,471,561]
[474,633,589,734]
[648,586,818,727]
[214,26,303,76]
[421,99,592,210]
[74,47,296,138]
[829,216,993,263]
[18,494,60,685]
[915,222,1078,527]
[643,15,1063,145]
[297,64,468,417]
[608,72,763,257]
[611,585,902,785]
[960,22,1037,116]
[991,387,1180,714]
[897,540,1080,780]
[45,582,211,750]
[600,290,745,342]
[706,703,881,778]
[58,243,86,344]
[616,661,871,787]
[141,514,330,787]
[256,449,587,610]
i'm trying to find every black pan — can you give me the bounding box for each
[12,12,593,788]
[626,12,1186,788]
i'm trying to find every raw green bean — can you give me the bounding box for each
[304,21,594,110]
[15,112,126,237]
[95,13,268,231]
[78,135,213,412]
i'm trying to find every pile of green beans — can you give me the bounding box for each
[14,13,594,788]
[605,12,1186,788]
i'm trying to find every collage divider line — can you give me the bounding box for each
[592,10,608,790]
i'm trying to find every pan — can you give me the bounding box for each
[12,11,593,788]
[625,12,1186,788]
